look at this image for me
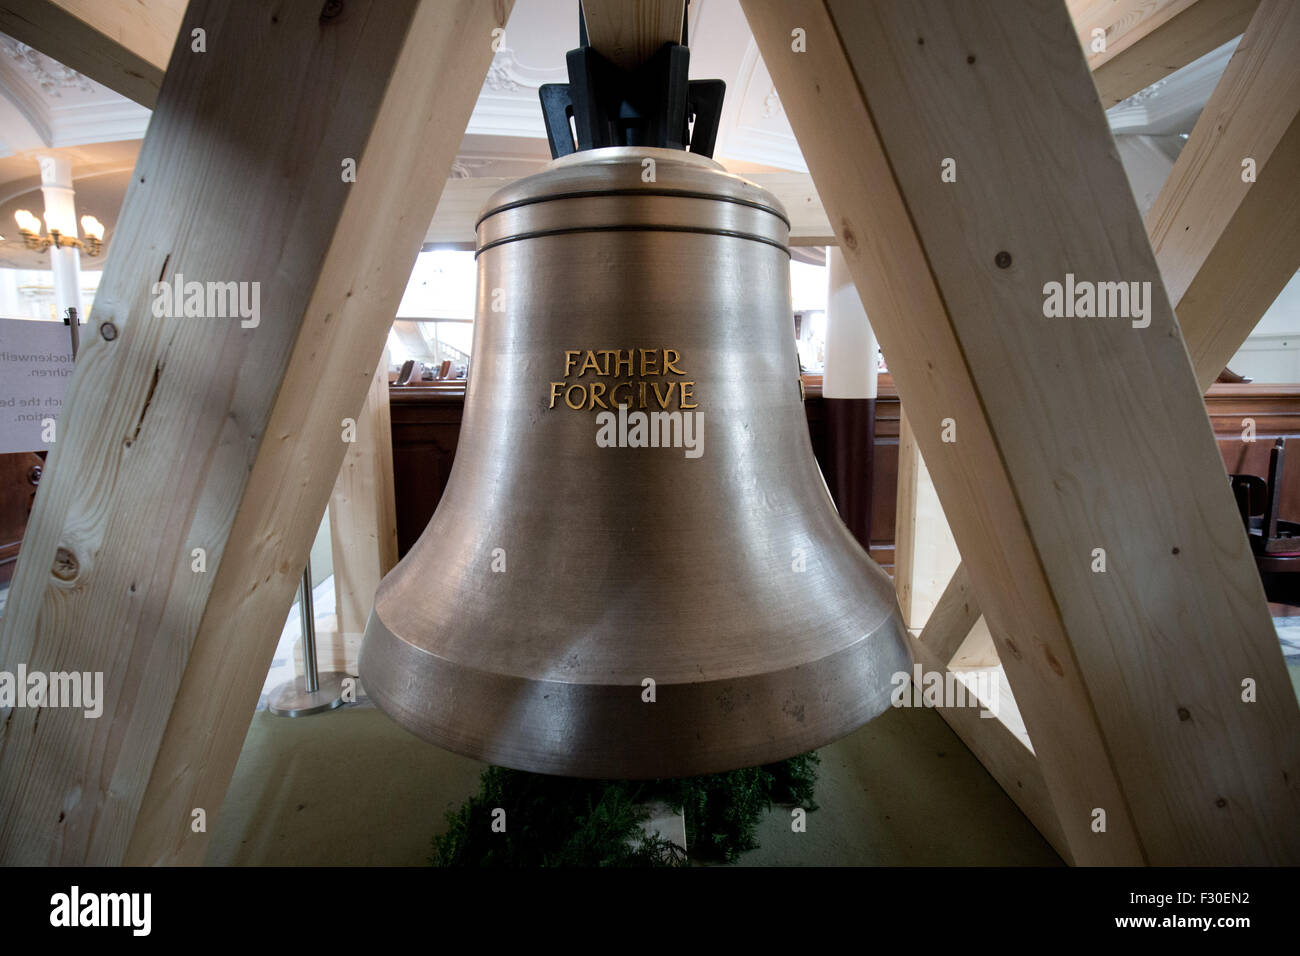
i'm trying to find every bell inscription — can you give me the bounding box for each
[547,347,698,411]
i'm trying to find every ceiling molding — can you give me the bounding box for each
[0,51,52,149]
[1106,36,1239,134]
[0,35,92,97]
[47,97,148,146]
[0,32,149,153]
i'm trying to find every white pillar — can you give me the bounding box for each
[823,246,878,399]
[37,155,82,322]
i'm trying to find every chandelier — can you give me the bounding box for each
[12,209,103,257]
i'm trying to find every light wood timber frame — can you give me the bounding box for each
[926,0,1300,725]
[893,412,962,635]
[0,0,182,107]
[741,0,1300,865]
[1068,0,1259,107]
[580,0,685,71]
[1145,0,1300,392]
[325,353,399,675]
[0,0,510,866]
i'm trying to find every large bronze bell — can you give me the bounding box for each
[360,147,910,778]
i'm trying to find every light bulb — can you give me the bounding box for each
[14,209,41,234]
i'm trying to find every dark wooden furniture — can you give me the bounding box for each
[389,385,466,555]
[802,373,899,570]
[1228,436,1300,605]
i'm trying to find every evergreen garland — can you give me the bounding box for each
[431,752,820,867]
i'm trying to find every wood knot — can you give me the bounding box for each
[1043,645,1064,677]
[840,220,858,251]
[1177,706,1191,721]
[51,547,79,582]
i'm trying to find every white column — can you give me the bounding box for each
[36,155,82,322]
[823,246,878,399]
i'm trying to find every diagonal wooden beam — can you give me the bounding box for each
[1068,0,1259,107]
[0,0,509,867]
[742,0,1299,865]
[325,352,399,674]
[918,561,980,667]
[0,0,182,108]
[893,411,961,633]
[920,1,1300,707]
[1145,0,1300,391]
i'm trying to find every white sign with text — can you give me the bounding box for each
[0,317,73,453]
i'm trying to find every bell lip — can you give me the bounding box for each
[476,145,790,232]
[358,603,912,780]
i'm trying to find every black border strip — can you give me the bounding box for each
[474,224,791,258]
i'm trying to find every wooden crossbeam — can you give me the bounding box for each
[1068,0,1259,107]
[918,562,980,666]
[1145,0,1300,391]
[581,0,685,69]
[912,0,1300,754]
[0,0,509,866]
[742,0,1299,865]
[893,412,961,633]
[326,353,399,673]
[0,0,181,107]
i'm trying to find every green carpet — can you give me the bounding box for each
[208,704,1062,866]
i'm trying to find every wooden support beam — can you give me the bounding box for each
[580,0,685,70]
[925,0,1300,699]
[1068,0,1259,107]
[950,616,1001,671]
[909,638,1070,863]
[0,0,182,108]
[0,0,509,866]
[893,411,961,633]
[425,172,834,248]
[326,352,399,673]
[1145,0,1300,391]
[918,561,980,666]
[742,0,1299,864]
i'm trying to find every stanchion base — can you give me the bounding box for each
[268,672,350,718]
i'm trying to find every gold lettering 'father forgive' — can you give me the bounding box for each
[547,348,698,411]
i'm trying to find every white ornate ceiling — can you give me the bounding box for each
[0,0,1244,269]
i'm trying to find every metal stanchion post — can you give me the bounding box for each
[64,307,79,358]
[269,557,348,717]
